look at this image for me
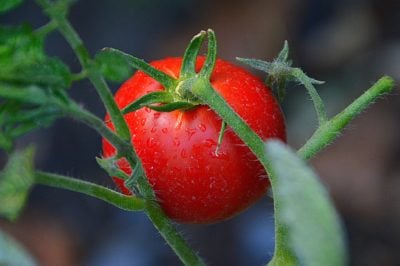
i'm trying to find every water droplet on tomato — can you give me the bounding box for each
[153,113,161,119]
[198,123,206,132]
[162,128,168,134]
[140,118,146,126]
[203,139,217,148]
[146,138,157,148]
[181,149,188,158]
[210,150,229,161]
[144,107,151,113]
[186,128,196,140]
[173,138,180,147]
[151,127,157,133]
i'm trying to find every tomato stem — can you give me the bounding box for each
[297,76,395,160]
[36,0,131,142]
[35,1,207,265]
[35,171,146,211]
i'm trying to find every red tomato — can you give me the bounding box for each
[103,57,286,224]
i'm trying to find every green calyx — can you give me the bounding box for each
[103,29,217,115]
[237,41,328,125]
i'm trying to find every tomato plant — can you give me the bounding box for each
[103,56,286,223]
[0,0,395,265]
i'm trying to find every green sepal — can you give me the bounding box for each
[198,29,217,79]
[180,31,206,79]
[148,101,194,112]
[0,146,36,221]
[122,91,174,114]
[215,120,226,154]
[101,48,177,91]
[236,41,323,102]
[237,41,327,124]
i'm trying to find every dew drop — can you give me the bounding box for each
[210,150,229,161]
[151,127,157,133]
[186,128,196,140]
[203,139,217,148]
[144,107,151,113]
[140,118,146,126]
[198,123,206,132]
[146,138,157,148]
[161,128,168,134]
[173,138,180,147]
[153,113,161,119]
[181,149,188,158]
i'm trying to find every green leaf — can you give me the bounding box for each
[95,49,133,83]
[265,140,348,266]
[0,25,72,89]
[0,146,35,221]
[0,24,44,66]
[0,229,37,266]
[0,90,61,151]
[0,0,23,14]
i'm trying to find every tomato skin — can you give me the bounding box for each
[103,57,286,224]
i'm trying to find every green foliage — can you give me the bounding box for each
[0,0,23,14]
[0,24,72,150]
[0,98,60,151]
[0,146,35,221]
[0,229,37,266]
[0,24,71,89]
[265,140,347,266]
[95,49,133,83]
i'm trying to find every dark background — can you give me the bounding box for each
[1,0,400,265]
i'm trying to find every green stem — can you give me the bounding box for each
[35,171,145,211]
[145,202,205,266]
[36,2,205,264]
[298,76,395,160]
[34,20,58,38]
[298,71,328,125]
[121,154,205,266]
[36,0,130,141]
[71,70,88,81]
[64,102,129,152]
[192,76,395,265]
[192,79,296,264]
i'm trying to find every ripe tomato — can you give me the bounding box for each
[103,57,286,224]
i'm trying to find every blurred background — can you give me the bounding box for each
[1,0,400,265]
